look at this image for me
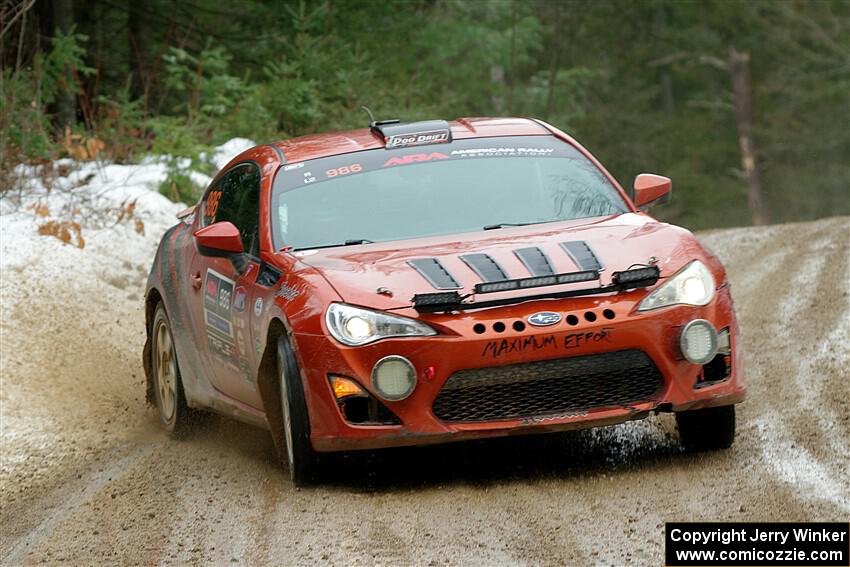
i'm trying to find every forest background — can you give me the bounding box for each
[2,0,847,228]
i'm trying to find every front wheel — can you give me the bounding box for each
[277,335,321,485]
[676,404,736,451]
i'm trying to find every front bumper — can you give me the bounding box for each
[291,285,745,452]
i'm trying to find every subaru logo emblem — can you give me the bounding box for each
[528,311,561,327]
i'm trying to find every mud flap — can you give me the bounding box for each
[142,332,154,405]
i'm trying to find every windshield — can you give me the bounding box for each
[271,136,627,250]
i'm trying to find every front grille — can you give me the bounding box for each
[432,350,663,422]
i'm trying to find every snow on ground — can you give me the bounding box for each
[0,138,255,306]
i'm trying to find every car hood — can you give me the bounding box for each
[293,213,709,310]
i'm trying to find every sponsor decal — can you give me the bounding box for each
[383,152,450,167]
[276,284,300,301]
[450,147,555,158]
[482,334,558,360]
[481,328,615,360]
[233,286,247,312]
[326,164,362,178]
[386,129,451,149]
[528,311,561,327]
[204,269,235,360]
[522,411,589,424]
[205,189,222,223]
[253,298,263,317]
[563,328,613,349]
[283,162,304,171]
[238,357,253,384]
[236,328,247,357]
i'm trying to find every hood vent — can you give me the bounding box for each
[407,258,461,290]
[410,241,606,290]
[561,241,603,272]
[514,247,554,277]
[460,253,508,282]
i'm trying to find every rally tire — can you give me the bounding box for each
[277,335,321,486]
[151,303,191,437]
[676,404,736,451]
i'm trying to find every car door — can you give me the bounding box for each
[187,162,264,408]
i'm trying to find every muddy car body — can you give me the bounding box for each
[144,117,745,484]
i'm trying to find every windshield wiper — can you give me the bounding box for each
[293,239,374,251]
[483,220,559,230]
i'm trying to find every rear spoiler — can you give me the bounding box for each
[412,266,660,313]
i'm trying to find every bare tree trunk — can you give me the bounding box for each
[52,0,76,131]
[506,0,517,113]
[655,7,674,113]
[543,3,563,121]
[127,0,143,100]
[729,48,768,225]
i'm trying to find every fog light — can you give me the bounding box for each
[371,355,416,401]
[680,319,718,364]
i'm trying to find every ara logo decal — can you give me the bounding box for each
[253,298,263,317]
[383,152,449,167]
[528,311,561,327]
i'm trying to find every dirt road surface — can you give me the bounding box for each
[1,216,848,566]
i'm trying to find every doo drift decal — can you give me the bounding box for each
[385,129,451,148]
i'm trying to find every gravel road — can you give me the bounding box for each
[1,216,848,566]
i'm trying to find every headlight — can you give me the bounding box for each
[325,303,437,346]
[638,260,715,311]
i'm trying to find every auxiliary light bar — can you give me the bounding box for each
[611,266,660,287]
[412,266,661,313]
[473,270,599,295]
[412,291,462,308]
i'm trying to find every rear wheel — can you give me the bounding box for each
[277,335,321,485]
[151,304,190,436]
[676,404,736,451]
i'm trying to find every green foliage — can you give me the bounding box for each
[90,87,148,163]
[157,152,214,205]
[158,163,204,205]
[1,31,92,162]
[162,44,251,123]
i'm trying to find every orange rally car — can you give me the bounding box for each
[143,117,745,485]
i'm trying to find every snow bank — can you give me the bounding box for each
[0,139,255,304]
[210,138,256,170]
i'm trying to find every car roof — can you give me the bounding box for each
[269,117,552,163]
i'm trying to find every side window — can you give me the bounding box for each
[203,163,262,256]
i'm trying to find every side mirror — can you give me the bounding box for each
[194,222,244,257]
[633,173,672,210]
